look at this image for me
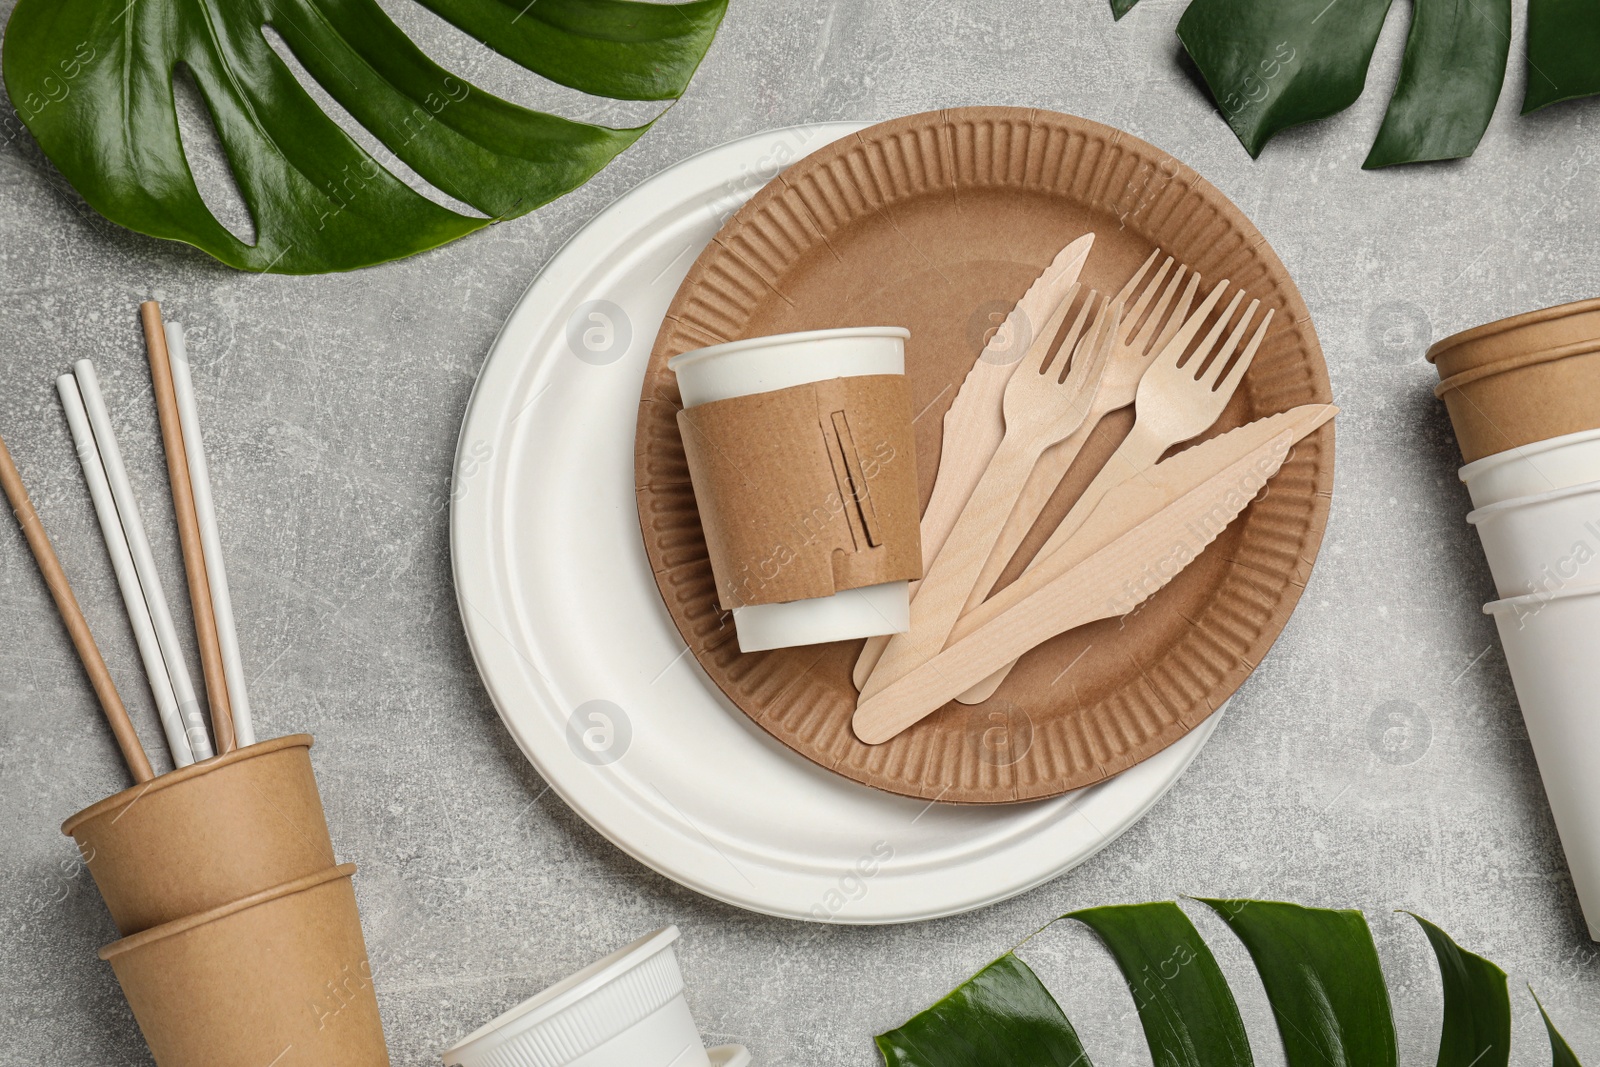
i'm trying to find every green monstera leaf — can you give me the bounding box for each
[874,953,1091,1067]
[1523,0,1600,112]
[1070,902,1251,1067]
[1364,0,1511,168]
[876,900,1588,1067]
[1118,0,1592,166]
[1173,0,1512,168]
[1199,898,1398,1067]
[1409,912,1512,1067]
[0,0,725,272]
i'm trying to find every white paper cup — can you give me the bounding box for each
[1459,427,1600,509]
[1467,480,1600,598]
[440,926,746,1067]
[670,328,913,653]
[1484,587,1600,941]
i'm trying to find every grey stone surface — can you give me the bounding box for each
[2,0,1598,1063]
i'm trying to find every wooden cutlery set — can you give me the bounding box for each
[840,234,1336,743]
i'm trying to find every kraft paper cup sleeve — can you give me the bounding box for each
[677,373,921,610]
[101,864,390,1067]
[633,107,1334,803]
[63,734,336,935]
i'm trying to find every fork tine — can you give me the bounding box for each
[1129,262,1187,355]
[1199,297,1258,387]
[1017,282,1080,377]
[1188,290,1246,376]
[1048,289,1100,381]
[1148,279,1229,374]
[1213,306,1273,396]
[1065,297,1120,396]
[1150,270,1199,356]
[1111,249,1162,319]
[1119,255,1172,346]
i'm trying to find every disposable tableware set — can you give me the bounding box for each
[0,304,388,1067]
[668,236,1337,747]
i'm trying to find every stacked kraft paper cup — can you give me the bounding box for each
[1432,297,1600,941]
[62,736,390,1066]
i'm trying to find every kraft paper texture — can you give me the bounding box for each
[677,374,921,609]
[1429,299,1600,464]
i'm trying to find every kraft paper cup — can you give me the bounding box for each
[441,926,747,1067]
[62,734,335,935]
[1429,296,1600,379]
[101,863,390,1067]
[1459,428,1600,508]
[670,328,913,652]
[1484,589,1600,940]
[1430,299,1600,465]
[1467,480,1600,598]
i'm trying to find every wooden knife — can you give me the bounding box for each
[852,404,1336,744]
[954,401,1338,702]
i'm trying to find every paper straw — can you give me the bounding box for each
[141,302,235,754]
[0,429,154,782]
[73,359,213,760]
[166,323,254,746]
[57,374,196,768]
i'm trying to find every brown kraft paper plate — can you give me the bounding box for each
[634,108,1334,803]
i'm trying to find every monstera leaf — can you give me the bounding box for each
[1523,0,1600,113]
[876,900,1586,1067]
[0,0,725,272]
[1116,0,1596,166]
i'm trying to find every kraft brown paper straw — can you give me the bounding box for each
[141,301,235,754]
[0,430,154,782]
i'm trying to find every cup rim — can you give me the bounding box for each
[442,926,680,1056]
[1433,336,1600,397]
[1427,296,1600,365]
[1459,427,1600,484]
[98,863,356,961]
[62,734,314,837]
[667,327,910,372]
[1465,477,1600,525]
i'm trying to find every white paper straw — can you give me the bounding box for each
[58,375,196,768]
[73,360,214,761]
[166,323,254,746]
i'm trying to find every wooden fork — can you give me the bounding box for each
[851,236,1093,690]
[963,249,1199,618]
[859,288,1118,701]
[956,279,1274,703]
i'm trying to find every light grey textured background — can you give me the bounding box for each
[2,0,1598,1063]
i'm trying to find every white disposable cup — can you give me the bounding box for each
[670,328,913,653]
[1467,480,1600,598]
[440,926,748,1067]
[1459,427,1600,509]
[1484,587,1600,941]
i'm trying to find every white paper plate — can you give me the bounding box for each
[450,122,1223,924]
